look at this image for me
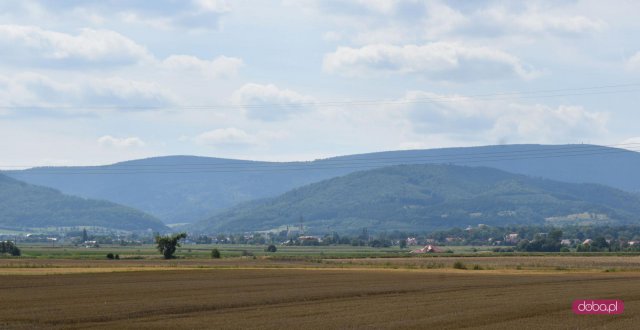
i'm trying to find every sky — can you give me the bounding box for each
[2,0,640,168]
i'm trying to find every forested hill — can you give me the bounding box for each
[192,164,640,233]
[6,144,640,224]
[0,174,167,231]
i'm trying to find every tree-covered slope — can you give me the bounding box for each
[7,144,640,224]
[0,174,167,231]
[5,156,348,224]
[192,164,640,233]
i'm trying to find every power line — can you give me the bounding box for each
[3,142,639,169]
[1,82,639,111]
[4,144,639,175]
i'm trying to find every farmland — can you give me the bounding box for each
[0,267,639,329]
[1,244,640,329]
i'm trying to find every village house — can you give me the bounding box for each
[410,245,442,254]
[298,236,322,243]
[505,233,519,243]
[83,240,98,248]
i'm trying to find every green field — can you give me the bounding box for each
[17,243,416,259]
[14,243,640,260]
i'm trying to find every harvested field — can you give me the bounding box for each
[0,268,638,329]
[324,255,640,271]
[3,255,640,274]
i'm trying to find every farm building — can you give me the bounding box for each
[505,233,519,243]
[410,245,442,254]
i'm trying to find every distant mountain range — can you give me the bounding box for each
[0,173,166,232]
[191,164,640,233]
[5,144,640,224]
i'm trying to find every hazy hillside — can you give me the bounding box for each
[6,144,640,224]
[192,164,640,233]
[0,174,167,231]
[5,156,348,224]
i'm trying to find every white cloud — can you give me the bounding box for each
[0,73,177,113]
[5,1,231,32]
[193,0,231,13]
[0,72,75,107]
[112,0,230,31]
[474,6,606,36]
[323,43,537,80]
[618,137,640,151]
[191,128,290,150]
[626,51,640,71]
[301,1,606,45]
[232,83,315,121]
[0,25,151,66]
[161,55,243,78]
[84,77,176,107]
[310,0,425,17]
[194,127,256,148]
[323,31,343,42]
[490,104,608,143]
[98,135,146,148]
[402,91,608,144]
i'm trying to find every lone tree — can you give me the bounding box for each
[154,233,187,259]
[211,248,221,259]
[265,244,277,253]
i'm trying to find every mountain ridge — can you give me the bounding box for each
[6,144,640,224]
[0,173,167,232]
[191,164,640,233]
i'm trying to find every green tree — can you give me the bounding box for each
[549,229,563,242]
[399,239,407,249]
[591,236,610,251]
[265,244,277,253]
[154,233,187,259]
[0,241,21,256]
[211,248,221,259]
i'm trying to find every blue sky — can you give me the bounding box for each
[1,0,640,167]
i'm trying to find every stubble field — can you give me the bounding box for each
[0,266,638,329]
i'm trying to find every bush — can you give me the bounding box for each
[241,250,253,257]
[492,247,515,253]
[115,254,120,260]
[106,253,114,259]
[453,261,467,270]
[0,241,21,256]
[265,244,277,253]
[211,248,221,259]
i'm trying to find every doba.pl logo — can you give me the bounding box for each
[572,300,624,315]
